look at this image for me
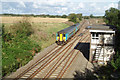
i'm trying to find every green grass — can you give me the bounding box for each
[2,20,69,77]
[30,23,69,50]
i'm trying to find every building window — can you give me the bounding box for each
[96,33,99,37]
[92,33,95,37]
[92,33,99,39]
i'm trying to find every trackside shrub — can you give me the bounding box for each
[2,18,41,77]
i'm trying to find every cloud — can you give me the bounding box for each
[104,3,118,10]
[2,1,119,16]
[78,2,85,9]
[18,1,26,8]
[1,0,119,2]
[33,2,38,8]
[90,2,96,7]
[62,7,68,11]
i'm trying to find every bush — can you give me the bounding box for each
[68,13,82,23]
[111,52,120,70]
[2,18,41,77]
[83,16,90,19]
[10,17,34,36]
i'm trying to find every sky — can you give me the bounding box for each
[1,0,120,16]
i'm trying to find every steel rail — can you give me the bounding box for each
[57,37,90,79]
[43,32,89,79]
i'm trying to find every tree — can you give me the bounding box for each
[104,8,120,27]
[90,14,94,18]
[68,13,82,23]
[104,7,120,51]
[61,14,67,18]
[83,16,90,19]
[68,13,77,23]
[77,13,82,21]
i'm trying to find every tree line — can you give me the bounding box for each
[1,13,68,18]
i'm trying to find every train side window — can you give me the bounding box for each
[63,33,65,37]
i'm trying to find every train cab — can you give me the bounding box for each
[56,23,80,45]
[56,33,67,45]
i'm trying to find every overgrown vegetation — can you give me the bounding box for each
[2,18,41,77]
[68,13,82,23]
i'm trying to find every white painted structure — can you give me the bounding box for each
[89,25,115,65]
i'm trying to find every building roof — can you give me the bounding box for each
[88,24,115,33]
[87,24,115,31]
[89,30,115,33]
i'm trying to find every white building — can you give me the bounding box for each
[89,25,115,65]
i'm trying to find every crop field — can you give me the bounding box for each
[2,16,69,77]
[1,16,68,23]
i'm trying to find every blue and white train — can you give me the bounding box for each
[56,23,80,45]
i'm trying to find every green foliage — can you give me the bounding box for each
[104,8,120,51]
[74,69,97,80]
[61,14,67,18]
[1,13,67,18]
[68,13,77,23]
[2,19,41,77]
[11,18,34,36]
[68,13,82,23]
[76,14,82,21]
[83,16,90,19]
[104,8,120,27]
[90,14,94,18]
[111,52,120,70]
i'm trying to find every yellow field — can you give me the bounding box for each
[1,16,68,23]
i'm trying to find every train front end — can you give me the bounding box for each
[56,33,67,45]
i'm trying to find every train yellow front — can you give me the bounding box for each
[56,23,80,45]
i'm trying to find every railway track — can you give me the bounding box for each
[25,30,88,79]
[56,37,90,79]
[43,33,90,79]
[25,30,89,79]
[13,20,89,80]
